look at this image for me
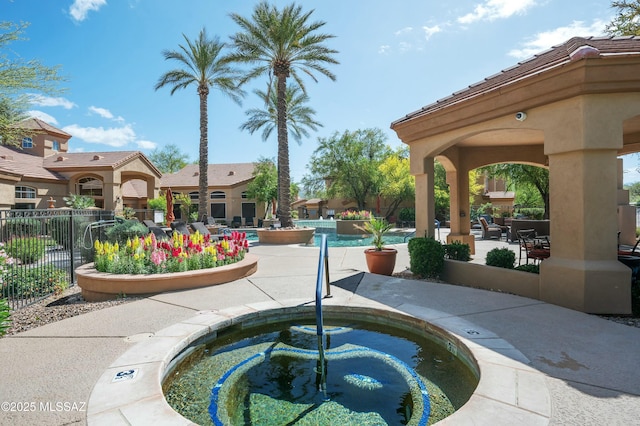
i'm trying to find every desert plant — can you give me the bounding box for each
[63,194,95,208]
[5,237,46,264]
[0,297,10,336]
[408,237,445,278]
[444,241,471,261]
[120,207,137,220]
[486,247,515,269]
[356,217,393,251]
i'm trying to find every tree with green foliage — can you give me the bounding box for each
[481,164,549,218]
[0,21,64,144]
[378,147,414,220]
[246,158,278,218]
[155,28,244,221]
[147,144,190,173]
[625,181,640,204]
[606,1,640,36]
[228,2,338,227]
[304,128,390,210]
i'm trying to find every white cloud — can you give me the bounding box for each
[26,110,58,125]
[458,0,538,24]
[69,0,107,22]
[28,94,76,109]
[422,25,442,40]
[88,105,124,122]
[136,140,157,150]
[62,123,136,147]
[378,45,391,54]
[395,27,413,36]
[508,19,609,59]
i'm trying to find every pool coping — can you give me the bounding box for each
[86,298,551,425]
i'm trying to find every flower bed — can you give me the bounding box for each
[93,230,249,274]
[336,210,372,235]
[77,230,257,302]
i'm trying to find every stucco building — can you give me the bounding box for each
[392,36,640,314]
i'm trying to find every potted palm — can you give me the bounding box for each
[356,217,397,275]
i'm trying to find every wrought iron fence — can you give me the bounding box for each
[0,209,115,310]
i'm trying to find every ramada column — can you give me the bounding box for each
[539,99,630,314]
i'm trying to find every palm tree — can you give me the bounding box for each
[240,84,322,145]
[228,2,338,227]
[155,28,244,221]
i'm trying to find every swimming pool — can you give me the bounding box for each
[244,228,411,247]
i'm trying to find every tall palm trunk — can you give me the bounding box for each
[275,73,292,227]
[198,84,209,221]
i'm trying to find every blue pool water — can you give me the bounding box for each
[244,228,411,247]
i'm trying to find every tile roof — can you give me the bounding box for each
[122,179,148,198]
[13,118,72,138]
[44,151,143,169]
[161,163,257,188]
[0,145,67,181]
[392,36,640,126]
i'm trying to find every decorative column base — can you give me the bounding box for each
[540,257,631,314]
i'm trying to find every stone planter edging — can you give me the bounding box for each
[335,219,369,235]
[256,228,315,245]
[76,253,258,302]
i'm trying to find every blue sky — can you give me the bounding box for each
[5,0,639,184]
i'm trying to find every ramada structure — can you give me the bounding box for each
[392,36,640,314]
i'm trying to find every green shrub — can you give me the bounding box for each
[104,220,149,245]
[516,208,544,220]
[444,241,471,261]
[4,218,42,237]
[515,264,540,274]
[486,248,515,269]
[398,208,415,222]
[2,265,68,299]
[6,237,46,264]
[0,298,10,336]
[408,237,445,278]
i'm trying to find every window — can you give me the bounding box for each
[210,191,225,199]
[76,177,103,196]
[241,191,248,199]
[189,191,199,200]
[52,140,60,151]
[22,137,33,149]
[15,186,36,199]
[210,203,226,219]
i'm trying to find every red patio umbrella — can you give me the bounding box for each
[165,188,175,227]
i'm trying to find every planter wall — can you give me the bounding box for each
[256,228,315,245]
[336,220,369,235]
[441,259,540,300]
[76,254,258,302]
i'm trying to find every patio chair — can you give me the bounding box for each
[170,221,191,235]
[478,217,502,240]
[142,220,169,240]
[517,229,550,265]
[245,216,255,227]
[231,216,242,228]
[190,221,219,241]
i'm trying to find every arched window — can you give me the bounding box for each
[15,186,36,199]
[76,177,103,196]
[189,191,199,200]
[22,137,33,149]
[210,191,225,199]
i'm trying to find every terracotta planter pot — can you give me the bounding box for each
[256,228,315,245]
[364,248,398,276]
[76,254,258,302]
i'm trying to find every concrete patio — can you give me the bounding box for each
[0,232,638,425]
